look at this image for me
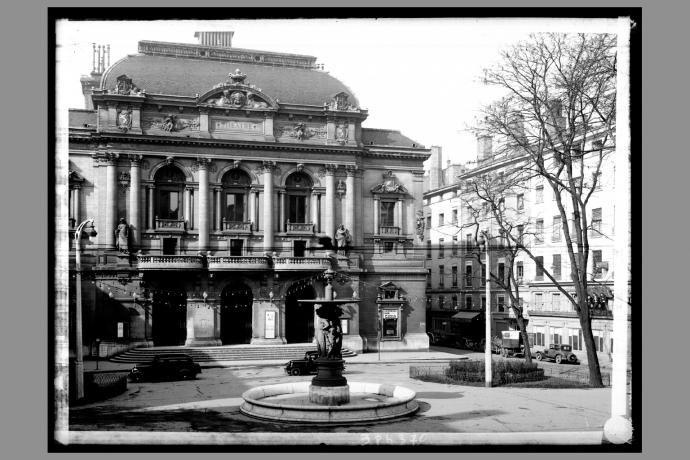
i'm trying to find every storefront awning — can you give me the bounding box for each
[451,311,482,322]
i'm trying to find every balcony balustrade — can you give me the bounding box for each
[273,256,332,271]
[286,222,315,234]
[378,226,400,236]
[221,220,252,233]
[207,256,270,270]
[155,218,186,232]
[137,255,203,270]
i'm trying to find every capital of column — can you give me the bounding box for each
[147,184,156,190]
[71,183,82,190]
[128,154,143,166]
[213,186,222,193]
[345,165,358,176]
[311,189,321,197]
[324,163,338,175]
[194,157,212,170]
[105,152,119,165]
[262,160,277,173]
[373,195,381,201]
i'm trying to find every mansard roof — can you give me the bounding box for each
[361,128,425,149]
[100,43,360,108]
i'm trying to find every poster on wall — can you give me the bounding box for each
[265,311,276,339]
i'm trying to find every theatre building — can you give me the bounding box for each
[67,32,430,357]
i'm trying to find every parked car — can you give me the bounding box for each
[130,353,202,382]
[285,351,320,376]
[535,344,579,364]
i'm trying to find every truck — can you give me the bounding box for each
[496,330,524,358]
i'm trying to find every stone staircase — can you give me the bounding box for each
[109,343,357,364]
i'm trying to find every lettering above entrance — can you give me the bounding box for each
[197,68,279,111]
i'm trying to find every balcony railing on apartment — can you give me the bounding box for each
[286,222,315,233]
[137,255,203,270]
[207,256,270,270]
[221,220,252,232]
[155,218,186,231]
[273,257,331,271]
[378,226,400,236]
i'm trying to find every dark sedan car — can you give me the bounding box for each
[285,351,320,376]
[130,353,202,382]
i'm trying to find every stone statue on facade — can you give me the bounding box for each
[334,224,352,255]
[115,218,130,253]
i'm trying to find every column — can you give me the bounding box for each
[324,164,337,238]
[197,158,210,252]
[262,161,275,252]
[147,185,154,230]
[373,196,380,235]
[105,153,118,249]
[72,185,81,227]
[215,187,222,231]
[279,190,286,232]
[345,166,356,237]
[395,198,403,230]
[184,186,192,230]
[249,188,257,231]
[311,190,320,231]
[128,155,141,249]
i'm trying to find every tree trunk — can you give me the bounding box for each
[514,312,532,364]
[578,300,604,387]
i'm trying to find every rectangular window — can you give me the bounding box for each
[230,239,244,256]
[516,261,524,279]
[383,241,395,253]
[593,250,604,278]
[481,296,486,310]
[465,264,473,287]
[452,236,458,256]
[591,208,602,237]
[517,224,524,244]
[569,328,583,351]
[465,295,473,310]
[380,201,396,227]
[536,185,544,204]
[426,215,431,230]
[594,171,603,191]
[225,193,245,222]
[438,213,445,226]
[552,216,562,242]
[438,238,445,258]
[426,268,431,288]
[517,193,524,210]
[534,326,545,347]
[466,233,473,251]
[452,295,458,309]
[552,254,561,280]
[288,195,307,223]
[452,266,458,287]
[498,262,505,284]
[439,265,445,288]
[481,264,486,286]
[438,296,445,309]
[535,256,544,280]
[551,327,562,345]
[593,330,605,352]
[497,295,505,312]
[551,292,561,311]
[534,292,543,311]
[536,219,544,244]
[426,240,432,259]
[159,190,180,219]
[162,238,177,255]
[452,208,458,224]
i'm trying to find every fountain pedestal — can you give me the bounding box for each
[309,358,349,405]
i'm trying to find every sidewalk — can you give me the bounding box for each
[83,347,473,372]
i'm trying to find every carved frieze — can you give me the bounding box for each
[146,114,200,132]
[277,122,327,141]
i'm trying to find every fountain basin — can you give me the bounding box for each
[240,381,419,423]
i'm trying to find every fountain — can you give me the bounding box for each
[240,269,419,423]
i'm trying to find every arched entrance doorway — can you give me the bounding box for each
[285,284,316,344]
[152,287,187,346]
[220,282,253,344]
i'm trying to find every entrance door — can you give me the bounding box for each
[285,285,315,343]
[152,288,187,346]
[220,282,253,344]
[293,240,306,257]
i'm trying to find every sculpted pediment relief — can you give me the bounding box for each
[371,170,408,194]
[197,68,278,110]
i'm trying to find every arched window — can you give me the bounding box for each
[221,169,251,224]
[285,172,313,224]
[154,165,185,222]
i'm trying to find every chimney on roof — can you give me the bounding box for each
[195,31,234,48]
[428,146,443,190]
[80,43,110,110]
[477,135,492,160]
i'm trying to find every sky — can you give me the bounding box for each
[56,17,618,167]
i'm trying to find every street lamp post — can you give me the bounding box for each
[480,230,492,388]
[73,219,97,401]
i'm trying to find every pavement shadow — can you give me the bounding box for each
[415,391,465,400]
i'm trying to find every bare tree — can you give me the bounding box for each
[472,33,617,387]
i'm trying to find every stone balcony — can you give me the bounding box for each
[286,222,315,234]
[273,256,332,271]
[155,218,186,232]
[221,220,252,233]
[137,255,203,270]
[207,256,270,271]
[378,226,400,236]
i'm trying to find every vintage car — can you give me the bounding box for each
[535,344,580,364]
[285,351,320,376]
[130,353,202,382]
